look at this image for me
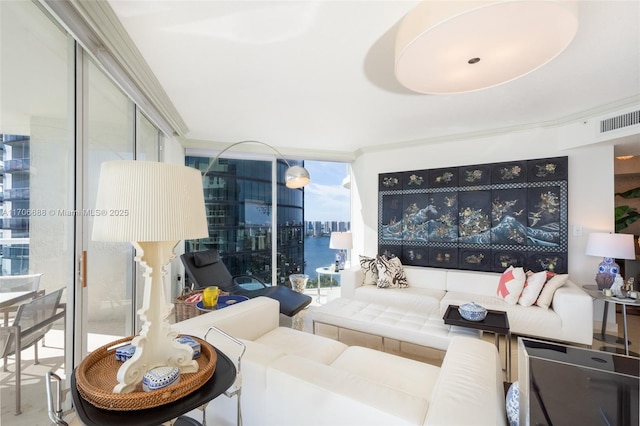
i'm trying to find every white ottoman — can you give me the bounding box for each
[311,297,480,351]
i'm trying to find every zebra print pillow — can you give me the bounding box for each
[375,255,408,289]
[359,255,379,285]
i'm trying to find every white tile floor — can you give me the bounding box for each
[2,292,639,426]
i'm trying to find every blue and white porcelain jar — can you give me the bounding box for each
[505,381,519,426]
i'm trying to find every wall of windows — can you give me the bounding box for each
[185,156,304,285]
[0,2,168,421]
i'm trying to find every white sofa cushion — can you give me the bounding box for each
[424,337,505,425]
[404,266,448,291]
[255,326,347,365]
[331,346,441,401]
[444,269,500,296]
[354,285,444,312]
[312,298,479,351]
[266,354,431,425]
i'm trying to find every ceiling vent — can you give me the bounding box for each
[600,110,640,133]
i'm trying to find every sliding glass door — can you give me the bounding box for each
[81,58,136,350]
[0,0,75,421]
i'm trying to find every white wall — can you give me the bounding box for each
[351,124,615,287]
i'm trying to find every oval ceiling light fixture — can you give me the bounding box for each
[394,0,579,94]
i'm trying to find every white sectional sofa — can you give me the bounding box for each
[174,296,506,426]
[339,265,593,346]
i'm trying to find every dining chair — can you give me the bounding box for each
[0,287,66,415]
[0,273,43,292]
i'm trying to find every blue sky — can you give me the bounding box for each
[304,161,350,222]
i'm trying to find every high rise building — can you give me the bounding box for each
[0,134,31,275]
[184,156,304,285]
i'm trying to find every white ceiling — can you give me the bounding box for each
[106,0,640,156]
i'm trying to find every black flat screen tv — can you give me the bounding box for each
[518,337,639,426]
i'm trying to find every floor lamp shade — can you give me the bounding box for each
[92,161,208,242]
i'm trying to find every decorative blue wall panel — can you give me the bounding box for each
[378,156,568,273]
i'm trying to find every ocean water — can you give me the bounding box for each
[303,235,336,276]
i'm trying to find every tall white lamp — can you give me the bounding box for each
[329,232,352,270]
[92,161,208,393]
[585,232,636,289]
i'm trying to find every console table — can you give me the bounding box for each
[70,347,236,426]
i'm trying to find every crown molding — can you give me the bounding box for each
[355,95,640,157]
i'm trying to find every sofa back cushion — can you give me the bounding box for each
[445,269,501,297]
[404,266,448,291]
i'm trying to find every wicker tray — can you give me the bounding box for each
[75,335,216,411]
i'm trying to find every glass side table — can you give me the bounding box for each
[315,267,340,303]
[582,284,640,356]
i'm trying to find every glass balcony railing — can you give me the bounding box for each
[3,188,30,200]
[3,159,30,172]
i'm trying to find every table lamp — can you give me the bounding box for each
[585,232,636,289]
[92,161,208,393]
[329,232,352,270]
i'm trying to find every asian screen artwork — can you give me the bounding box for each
[378,156,568,273]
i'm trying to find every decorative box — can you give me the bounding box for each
[142,366,180,392]
[115,344,136,362]
[176,335,201,359]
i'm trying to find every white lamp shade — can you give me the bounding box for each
[394,0,579,94]
[92,161,208,242]
[329,232,353,250]
[585,233,636,260]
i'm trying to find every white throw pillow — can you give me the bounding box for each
[375,255,408,289]
[496,266,526,305]
[518,270,547,307]
[536,274,569,309]
[359,255,378,285]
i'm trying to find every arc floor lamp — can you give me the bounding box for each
[201,140,310,188]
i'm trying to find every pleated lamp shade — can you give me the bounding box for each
[92,161,208,242]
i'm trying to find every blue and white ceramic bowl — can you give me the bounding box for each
[458,302,488,321]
